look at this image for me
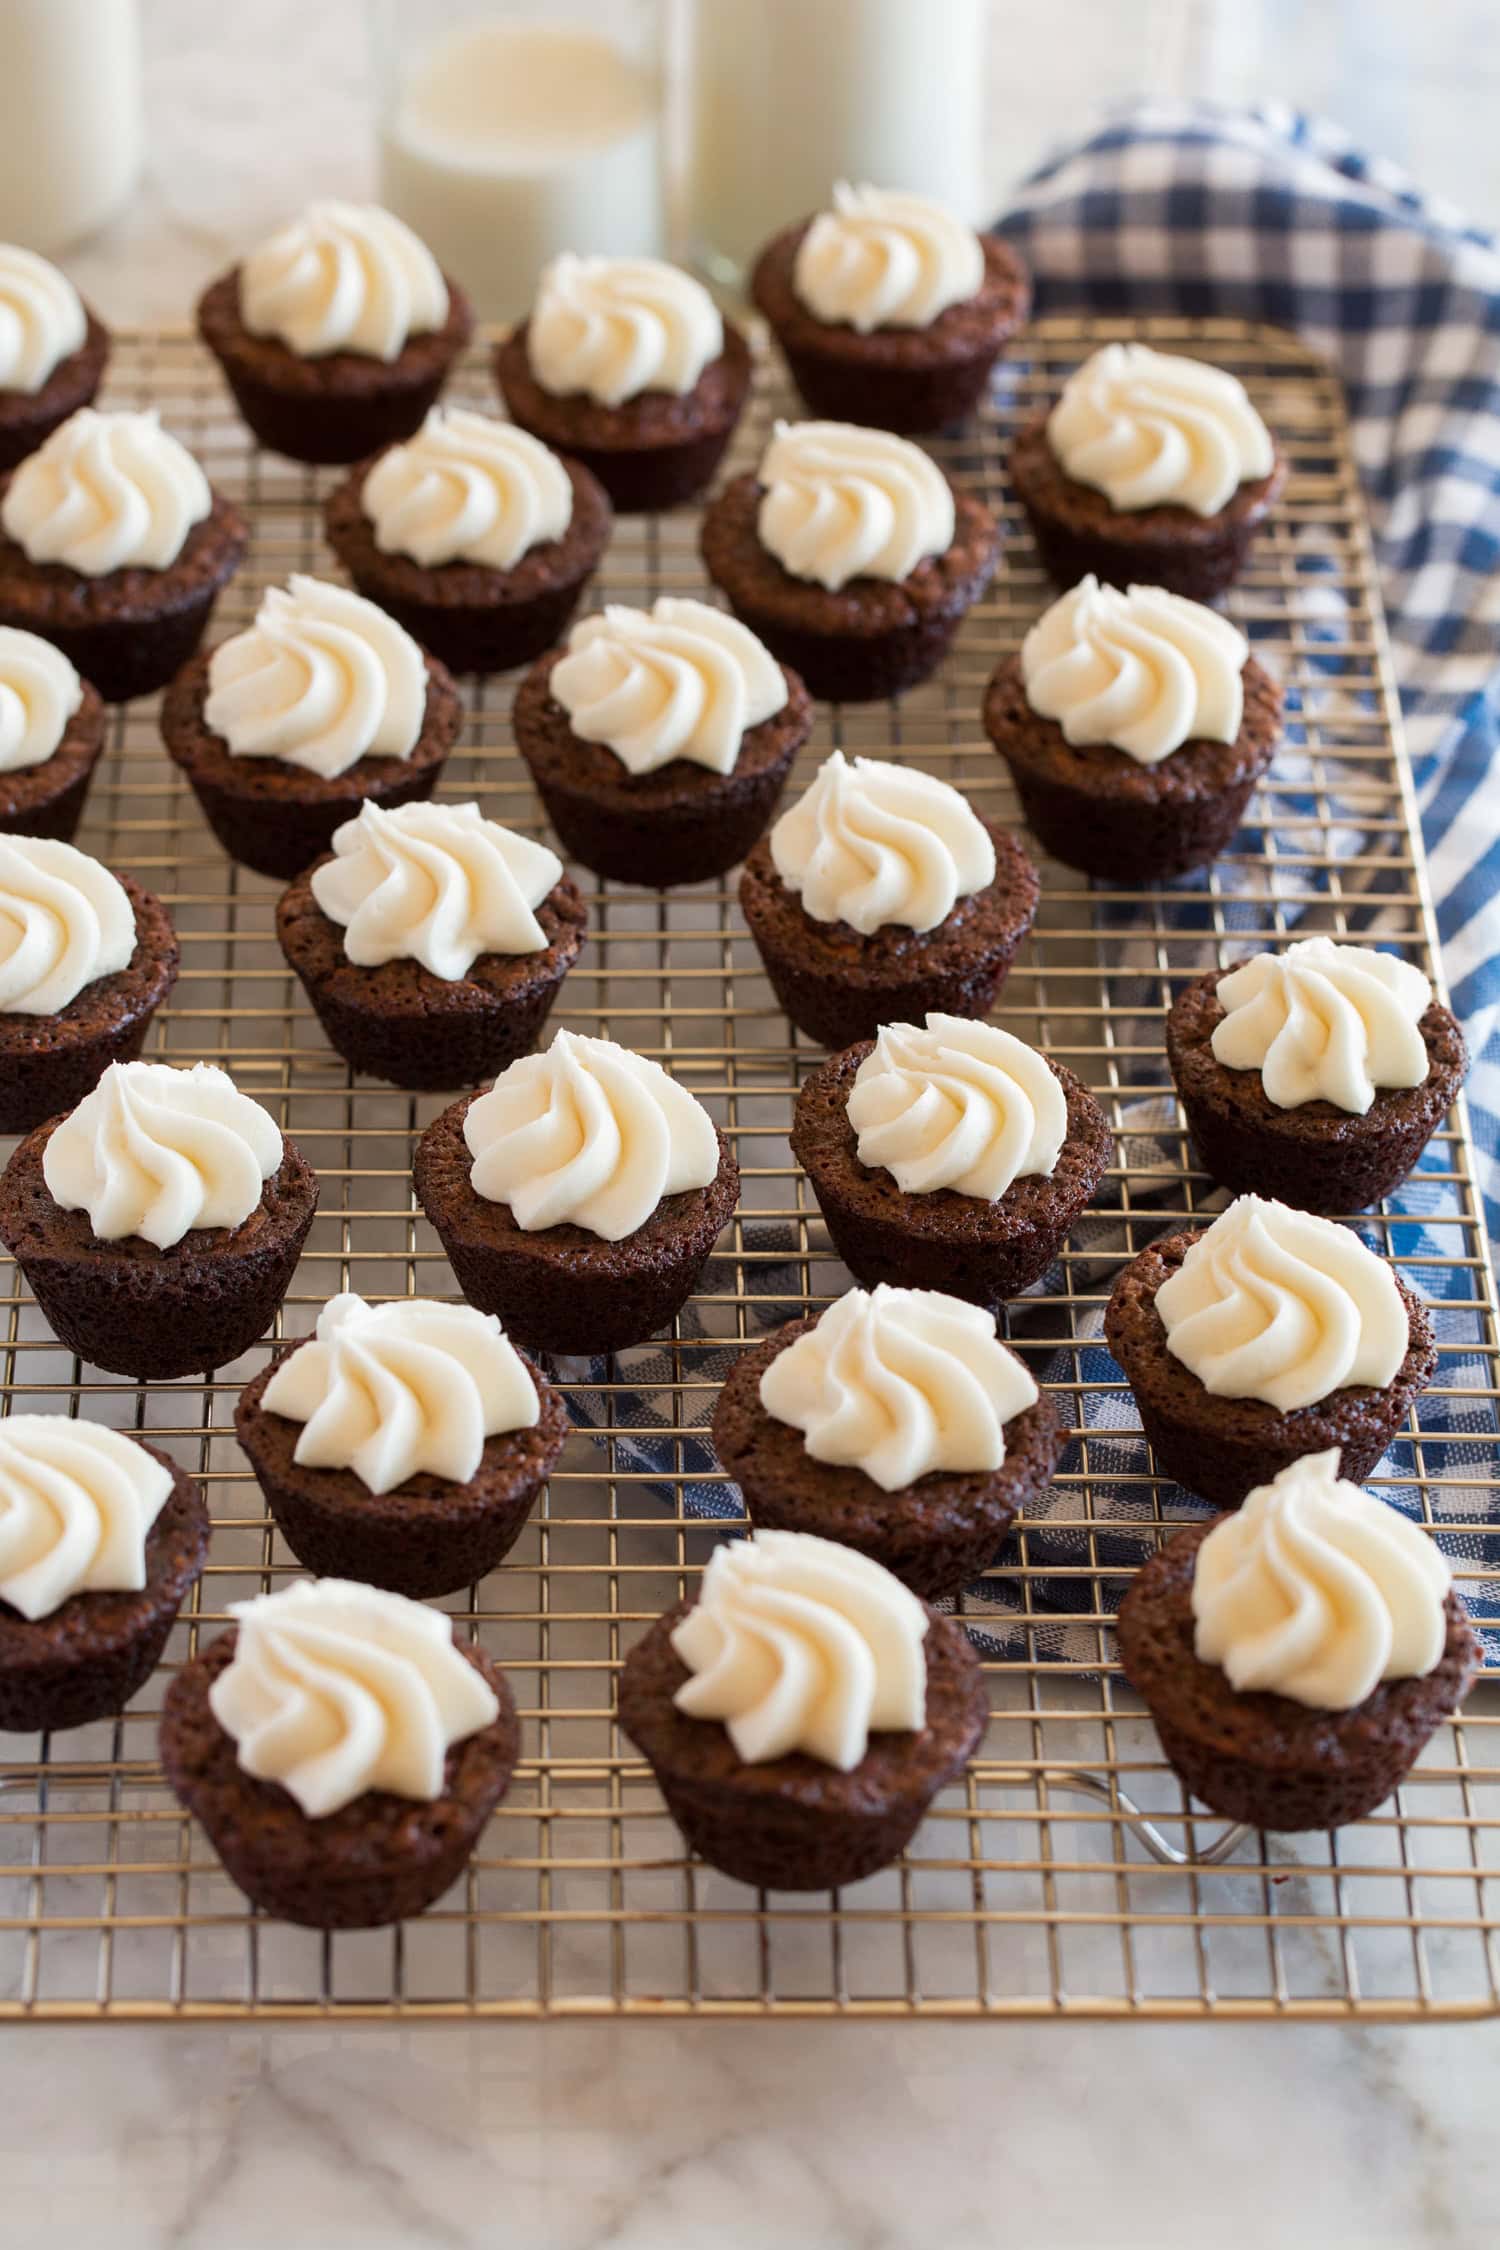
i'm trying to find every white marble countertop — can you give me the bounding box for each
[5,4,1496,2244]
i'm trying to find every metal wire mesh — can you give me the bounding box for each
[0,316,1496,2023]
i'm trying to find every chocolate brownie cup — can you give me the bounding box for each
[197,202,473,466]
[712,1305,1061,1600]
[323,427,613,677]
[793,1032,1111,1308]
[1117,1503,1481,1832]
[161,1591,518,1928]
[751,202,1031,434]
[1166,953,1468,1214]
[1105,1216,1437,1509]
[513,615,813,889]
[0,1427,208,1736]
[0,246,110,474]
[0,860,179,1135]
[701,449,1000,704]
[0,642,106,842]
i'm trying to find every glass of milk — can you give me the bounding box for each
[371,0,668,323]
[0,0,143,253]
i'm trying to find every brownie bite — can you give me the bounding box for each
[751,189,1030,433]
[793,1020,1111,1308]
[0,632,107,842]
[197,202,472,465]
[513,600,813,888]
[494,253,749,512]
[0,246,109,474]
[162,576,462,882]
[323,411,613,677]
[701,421,999,703]
[1166,943,1467,1213]
[713,1290,1062,1601]
[1011,343,1285,600]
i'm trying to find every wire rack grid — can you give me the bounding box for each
[0,315,1496,2024]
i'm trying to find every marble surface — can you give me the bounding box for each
[4,4,1496,2245]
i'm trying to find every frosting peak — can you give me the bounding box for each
[759,1284,1039,1492]
[0,245,87,392]
[1192,1450,1451,1711]
[363,407,573,570]
[0,834,135,1015]
[210,1578,500,1818]
[0,1417,173,1622]
[240,201,448,362]
[549,597,786,777]
[205,576,427,779]
[261,1293,539,1496]
[0,409,211,577]
[671,1529,928,1771]
[756,420,955,590]
[793,183,985,333]
[463,1028,720,1242]
[42,1060,284,1251]
[0,626,83,774]
[1020,576,1247,765]
[527,254,722,407]
[310,800,562,979]
[1211,940,1432,1116]
[769,752,994,935]
[1048,344,1275,517]
[1156,1194,1409,1413]
[847,1014,1067,1199]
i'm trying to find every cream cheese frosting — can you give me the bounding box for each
[671,1527,927,1771]
[1191,1449,1451,1711]
[239,201,448,363]
[1156,1193,1409,1412]
[362,407,573,570]
[42,1060,284,1251]
[769,751,994,935]
[463,1027,720,1242]
[1210,939,1432,1116]
[1020,575,1247,765]
[847,1013,1067,1200]
[310,800,562,979]
[527,254,722,407]
[549,597,786,777]
[756,419,955,590]
[210,1577,500,1818]
[205,575,427,779]
[0,244,87,393]
[1048,344,1275,517]
[0,834,135,1014]
[261,1292,539,1496]
[759,1284,1039,1492]
[792,182,985,333]
[0,1417,173,1622]
[0,408,211,577]
[0,626,83,773]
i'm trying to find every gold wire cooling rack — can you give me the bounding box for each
[0,316,1497,2025]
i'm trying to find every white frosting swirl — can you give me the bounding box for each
[363,408,573,570]
[310,801,562,980]
[210,1578,500,1818]
[1210,939,1433,1116]
[0,1417,173,1623]
[261,1292,539,1497]
[0,409,211,577]
[759,1284,1039,1493]
[793,183,985,333]
[0,834,135,1015]
[463,1028,720,1243]
[549,598,787,777]
[756,420,955,590]
[846,1014,1067,1199]
[671,1528,927,1772]
[770,752,994,935]
[1048,344,1275,517]
[0,245,87,393]
[1192,1450,1451,1711]
[1020,576,1247,766]
[1156,1193,1409,1413]
[42,1060,284,1252]
[239,201,448,363]
[527,254,722,407]
[0,626,83,773]
[205,576,427,779]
